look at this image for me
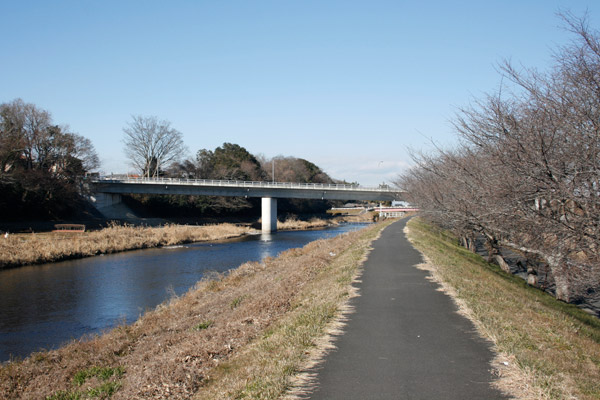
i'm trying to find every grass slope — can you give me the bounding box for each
[0,220,393,399]
[406,218,600,400]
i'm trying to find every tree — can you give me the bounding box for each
[259,155,337,214]
[0,98,100,219]
[195,143,265,181]
[0,98,51,174]
[261,156,334,184]
[151,145,338,216]
[123,115,186,178]
[397,13,600,302]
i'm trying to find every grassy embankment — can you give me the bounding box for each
[0,218,333,269]
[0,219,393,399]
[406,217,600,400]
[275,216,336,231]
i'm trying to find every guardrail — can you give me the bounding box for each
[91,176,397,193]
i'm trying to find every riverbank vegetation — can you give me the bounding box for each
[0,223,250,269]
[0,220,391,399]
[397,14,600,304]
[0,218,335,269]
[406,218,600,400]
[276,216,337,231]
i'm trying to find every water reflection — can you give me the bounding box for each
[260,233,274,242]
[0,223,366,361]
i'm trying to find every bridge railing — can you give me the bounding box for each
[91,176,397,192]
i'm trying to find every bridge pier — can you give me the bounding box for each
[261,197,277,233]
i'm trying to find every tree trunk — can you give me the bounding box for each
[547,256,572,302]
[526,266,538,287]
[493,254,511,273]
[460,235,476,252]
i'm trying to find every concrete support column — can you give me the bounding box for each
[261,197,277,233]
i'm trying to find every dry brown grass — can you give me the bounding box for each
[0,220,393,399]
[276,217,335,231]
[0,218,340,269]
[195,220,392,400]
[406,218,600,400]
[0,223,251,269]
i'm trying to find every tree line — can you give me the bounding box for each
[126,140,339,217]
[397,14,600,303]
[0,99,99,220]
[121,115,335,186]
[1,100,341,221]
[120,113,342,216]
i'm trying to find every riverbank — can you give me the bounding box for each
[0,217,334,269]
[405,218,600,400]
[0,219,392,399]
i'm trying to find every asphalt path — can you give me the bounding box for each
[307,218,508,400]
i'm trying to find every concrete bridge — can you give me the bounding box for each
[90,176,403,232]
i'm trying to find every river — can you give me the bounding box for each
[0,223,366,362]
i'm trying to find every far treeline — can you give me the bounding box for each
[0,102,345,221]
[125,141,345,217]
[397,14,600,304]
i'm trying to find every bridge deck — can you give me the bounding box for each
[93,177,393,191]
[91,177,403,202]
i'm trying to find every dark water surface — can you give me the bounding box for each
[0,224,366,362]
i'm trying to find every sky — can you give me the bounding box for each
[1,1,598,187]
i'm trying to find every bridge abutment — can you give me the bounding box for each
[91,192,123,210]
[89,192,140,220]
[261,197,277,233]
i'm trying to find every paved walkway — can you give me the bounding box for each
[308,219,507,399]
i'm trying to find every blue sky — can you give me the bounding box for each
[1,1,598,186]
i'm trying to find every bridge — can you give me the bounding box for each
[90,177,404,232]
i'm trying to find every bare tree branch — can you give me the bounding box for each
[123,115,187,177]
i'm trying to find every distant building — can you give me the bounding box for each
[377,205,419,218]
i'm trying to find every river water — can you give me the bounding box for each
[0,224,366,362]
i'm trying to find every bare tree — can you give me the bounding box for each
[0,98,100,219]
[0,98,51,171]
[123,115,186,178]
[397,13,600,303]
[71,134,100,172]
[0,99,99,176]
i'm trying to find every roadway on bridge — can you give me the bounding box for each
[306,218,507,400]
